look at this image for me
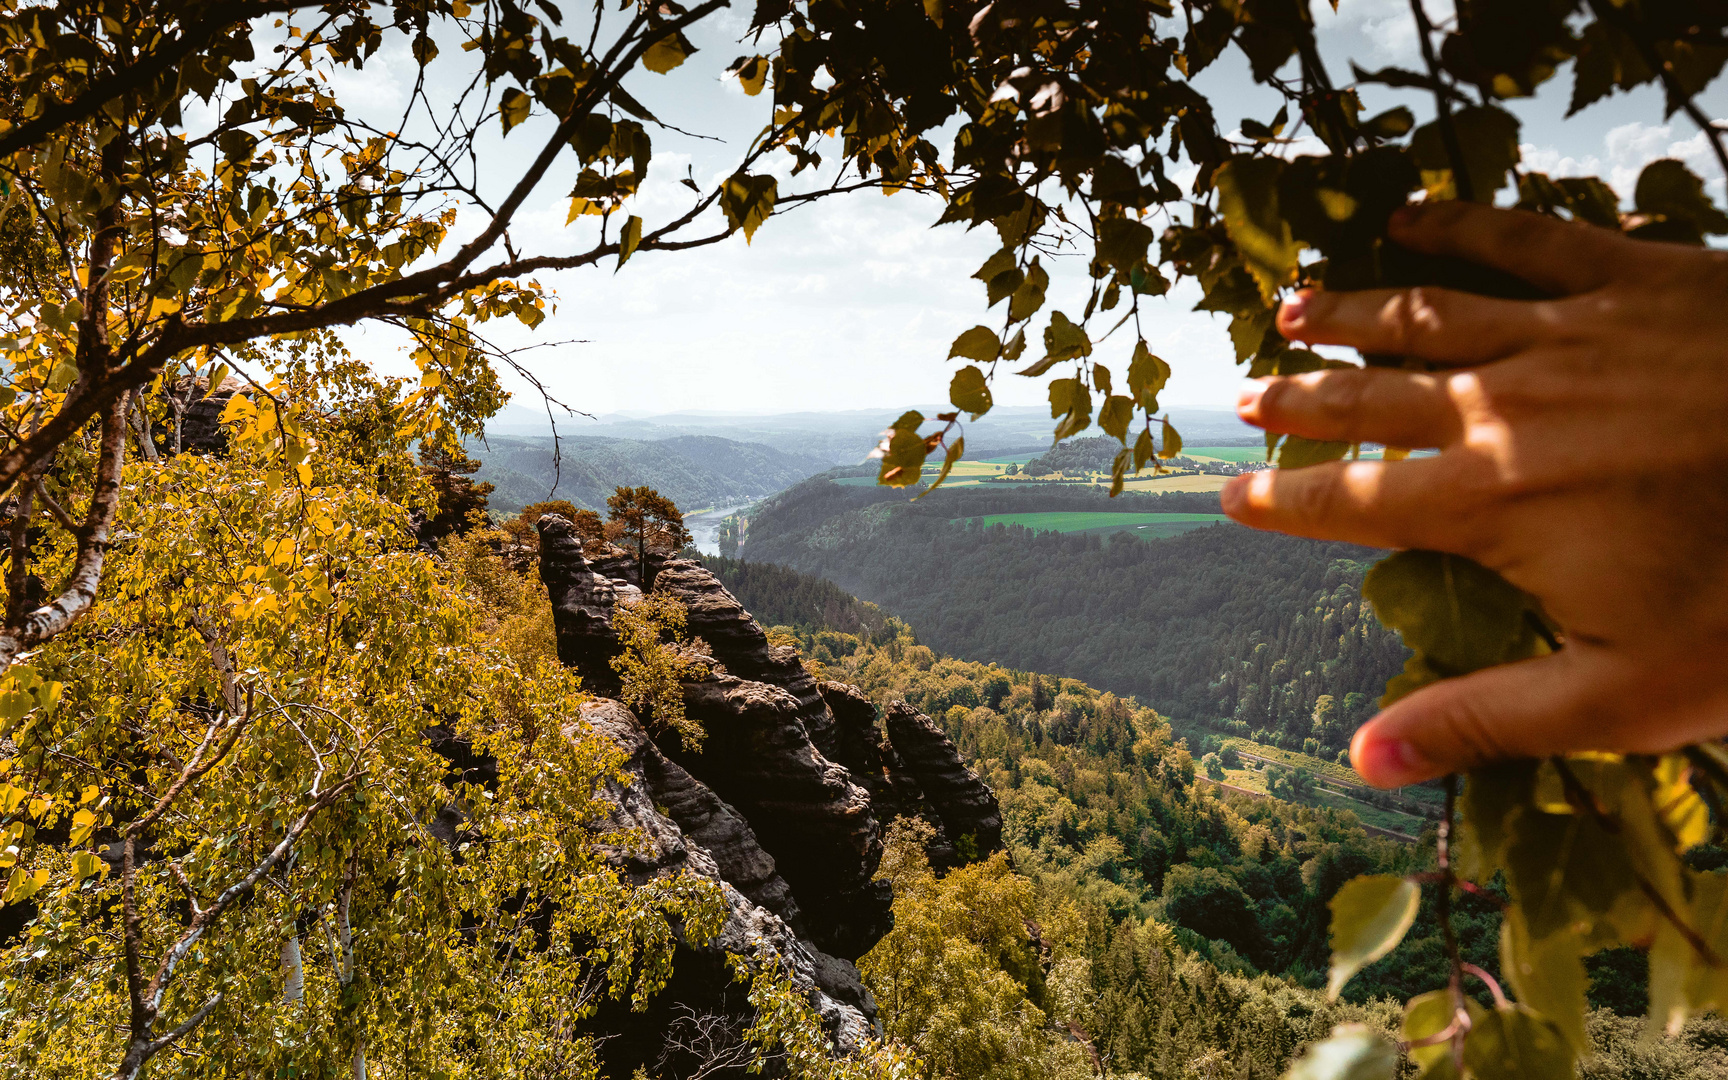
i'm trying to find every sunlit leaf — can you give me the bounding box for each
[1281,1024,1396,1080]
[949,366,992,419]
[1327,874,1420,998]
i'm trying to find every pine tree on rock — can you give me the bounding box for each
[607,485,692,588]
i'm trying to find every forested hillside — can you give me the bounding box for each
[712,562,1725,1074]
[467,434,831,512]
[742,478,1410,757]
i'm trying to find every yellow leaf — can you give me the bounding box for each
[642,29,693,74]
[1,866,47,904]
[70,851,106,881]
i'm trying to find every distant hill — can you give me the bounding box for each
[480,404,1267,464]
[740,475,1410,758]
[467,433,831,512]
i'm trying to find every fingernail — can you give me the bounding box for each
[1352,735,1434,788]
[1389,203,1423,230]
[1237,378,1267,418]
[1220,474,1248,516]
[1279,291,1309,328]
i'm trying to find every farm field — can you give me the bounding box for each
[1217,766,1427,837]
[961,511,1233,539]
[1184,445,1429,464]
[1182,445,1269,463]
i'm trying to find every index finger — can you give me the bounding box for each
[1389,201,1637,296]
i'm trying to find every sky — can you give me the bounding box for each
[322,0,1728,424]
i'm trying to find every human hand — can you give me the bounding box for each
[1221,200,1728,788]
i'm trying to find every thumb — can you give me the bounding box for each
[1349,650,1622,788]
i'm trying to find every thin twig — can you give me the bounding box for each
[1409,0,1475,203]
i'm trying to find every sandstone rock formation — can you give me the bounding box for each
[535,513,1004,1070]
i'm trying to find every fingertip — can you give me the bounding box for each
[1220,473,1251,518]
[1221,468,1277,524]
[1236,378,1269,422]
[1350,720,1441,789]
[1276,290,1315,339]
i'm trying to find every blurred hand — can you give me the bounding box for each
[1222,200,1728,788]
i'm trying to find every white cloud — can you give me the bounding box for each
[1521,117,1727,199]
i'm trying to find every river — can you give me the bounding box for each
[685,504,750,556]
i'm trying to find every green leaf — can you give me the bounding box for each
[1403,990,1473,1078]
[948,325,1001,363]
[1098,395,1134,443]
[1502,799,1641,944]
[915,436,965,500]
[1281,1024,1397,1080]
[1455,761,1537,881]
[1463,1005,1573,1080]
[499,87,532,133]
[1498,909,1588,1056]
[1362,550,1552,703]
[1215,156,1302,304]
[1096,216,1154,273]
[1133,428,1154,471]
[1647,869,1728,1035]
[726,55,768,95]
[1362,106,1414,139]
[949,366,992,419]
[1049,378,1092,442]
[875,411,930,488]
[1002,327,1027,361]
[1278,436,1352,470]
[1230,308,1275,363]
[975,248,1022,307]
[1409,105,1521,202]
[1041,311,1091,363]
[1326,875,1421,998]
[1009,259,1049,321]
[642,28,694,74]
[1158,417,1182,459]
[720,173,778,243]
[1109,447,1132,496]
[617,215,643,269]
[1634,159,1728,241]
[1127,341,1170,411]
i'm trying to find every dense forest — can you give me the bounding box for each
[710,558,1728,1076]
[1022,437,1249,478]
[467,434,831,512]
[741,478,1411,756]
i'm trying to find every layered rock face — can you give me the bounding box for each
[536,514,1004,1066]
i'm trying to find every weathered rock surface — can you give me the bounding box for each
[651,556,840,758]
[883,702,1005,860]
[671,673,891,961]
[820,684,1004,870]
[539,517,642,696]
[533,514,1005,1068]
[574,700,877,1074]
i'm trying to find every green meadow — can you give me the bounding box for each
[961,511,1233,538]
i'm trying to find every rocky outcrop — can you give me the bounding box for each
[820,684,1004,870]
[539,518,642,696]
[575,700,877,1074]
[651,556,840,758]
[672,673,891,961]
[534,514,1005,1068]
[883,702,1005,860]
